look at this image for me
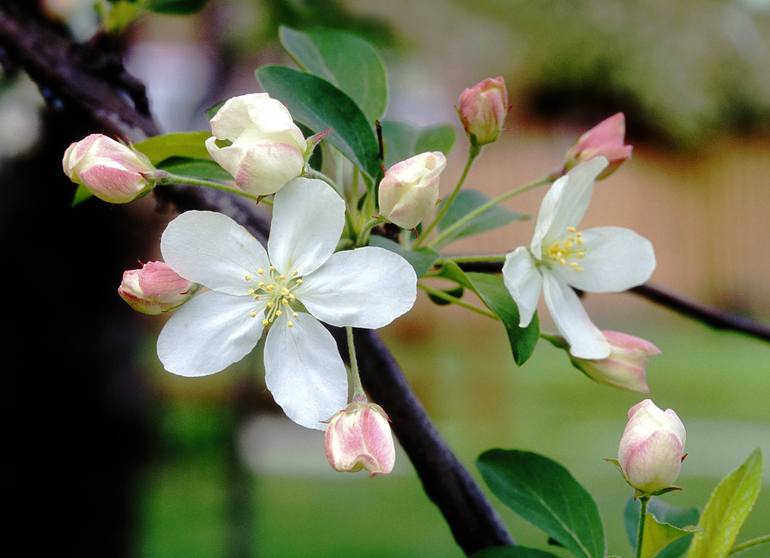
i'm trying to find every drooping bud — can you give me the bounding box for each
[378,151,447,229]
[618,399,686,494]
[205,93,306,196]
[458,76,508,146]
[63,134,155,203]
[118,261,196,315]
[324,402,396,476]
[569,331,660,393]
[565,113,632,179]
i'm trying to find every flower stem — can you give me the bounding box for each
[438,254,507,265]
[415,144,480,247]
[418,283,499,320]
[729,535,770,555]
[356,216,386,247]
[636,496,649,558]
[158,173,258,201]
[427,175,550,249]
[303,167,340,192]
[345,326,366,402]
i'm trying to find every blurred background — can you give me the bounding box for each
[4,1,770,556]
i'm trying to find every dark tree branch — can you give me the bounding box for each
[453,260,770,343]
[0,7,514,555]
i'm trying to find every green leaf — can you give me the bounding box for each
[439,262,539,365]
[156,157,231,181]
[279,26,388,122]
[381,120,456,167]
[639,513,698,558]
[624,497,700,549]
[70,184,93,207]
[133,131,212,165]
[146,0,208,14]
[256,65,380,180]
[472,546,560,558]
[437,189,527,244]
[368,236,438,277]
[477,449,606,558]
[687,449,763,558]
[427,285,465,306]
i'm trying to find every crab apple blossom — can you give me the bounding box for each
[378,151,447,229]
[63,133,155,203]
[565,113,632,179]
[205,93,307,196]
[325,402,396,476]
[568,331,660,393]
[502,157,655,359]
[619,399,686,493]
[458,76,508,146]
[118,261,197,315]
[156,177,417,429]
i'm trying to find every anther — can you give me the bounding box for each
[276,310,283,316]
[249,311,257,318]
[567,226,577,233]
[244,275,252,281]
[257,268,264,275]
[287,321,294,328]
[262,319,269,326]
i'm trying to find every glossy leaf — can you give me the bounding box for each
[279,26,388,122]
[437,189,527,245]
[687,449,763,558]
[156,157,231,181]
[477,449,605,558]
[133,131,212,165]
[71,184,93,207]
[439,262,539,365]
[624,497,699,552]
[472,546,560,558]
[146,0,208,14]
[427,285,465,306]
[381,120,456,168]
[640,513,698,558]
[368,236,438,277]
[256,65,380,179]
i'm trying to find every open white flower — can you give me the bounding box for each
[157,177,417,429]
[502,157,655,359]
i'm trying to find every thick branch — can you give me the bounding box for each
[454,260,770,343]
[0,7,514,554]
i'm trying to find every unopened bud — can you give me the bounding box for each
[569,331,660,393]
[118,261,196,315]
[565,113,632,179]
[205,93,306,196]
[618,399,686,494]
[458,76,508,146]
[63,134,155,203]
[378,151,447,229]
[324,402,396,476]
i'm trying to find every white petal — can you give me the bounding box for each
[554,226,656,293]
[297,247,417,328]
[205,136,244,178]
[267,177,345,276]
[542,272,610,359]
[210,93,269,141]
[531,157,608,255]
[157,291,265,377]
[161,211,269,295]
[233,142,305,196]
[502,246,543,327]
[264,313,348,430]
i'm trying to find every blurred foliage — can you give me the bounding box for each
[452,0,770,147]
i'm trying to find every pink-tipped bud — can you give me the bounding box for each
[63,134,155,203]
[324,402,396,476]
[618,399,686,494]
[458,76,508,146]
[118,261,196,315]
[378,151,447,229]
[565,113,632,179]
[571,331,660,393]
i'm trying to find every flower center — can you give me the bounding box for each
[544,226,586,271]
[243,265,302,328]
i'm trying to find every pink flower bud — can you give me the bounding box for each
[324,402,396,476]
[118,261,196,315]
[458,76,508,146]
[205,94,306,196]
[565,113,632,178]
[570,331,660,393]
[63,134,155,203]
[378,151,447,229]
[618,399,686,494]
